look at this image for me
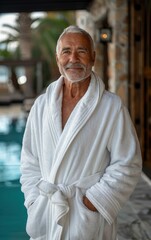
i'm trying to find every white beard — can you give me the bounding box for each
[58,63,93,83]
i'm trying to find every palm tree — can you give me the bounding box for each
[0,12,73,96]
[32,15,69,78]
[0,13,38,97]
[18,13,34,97]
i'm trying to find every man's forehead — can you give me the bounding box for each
[59,33,90,46]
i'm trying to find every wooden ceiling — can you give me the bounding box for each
[0,0,93,13]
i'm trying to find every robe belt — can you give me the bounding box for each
[36,171,103,200]
[36,180,76,199]
[36,180,77,240]
[36,172,103,240]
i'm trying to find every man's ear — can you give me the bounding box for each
[56,53,58,64]
[92,51,96,65]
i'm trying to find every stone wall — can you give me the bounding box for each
[108,0,129,105]
[76,0,129,106]
[76,10,106,82]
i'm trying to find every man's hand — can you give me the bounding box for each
[83,196,98,212]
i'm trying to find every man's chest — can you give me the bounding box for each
[62,97,80,129]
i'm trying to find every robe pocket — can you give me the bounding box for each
[26,195,48,239]
[69,188,104,240]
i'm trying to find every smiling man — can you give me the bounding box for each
[56,29,96,129]
[56,31,95,82]
[20,26,142,240]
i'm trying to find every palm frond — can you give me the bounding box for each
[2,23,19,33]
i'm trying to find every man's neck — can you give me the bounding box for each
[63,77,91,99]
[62,76,91,129]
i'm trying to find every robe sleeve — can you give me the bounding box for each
[20,104,42,209]
[86,104,142,224]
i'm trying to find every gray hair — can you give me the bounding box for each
[56,25,95,54]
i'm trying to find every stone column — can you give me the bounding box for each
[76,10,105,80]
[108,0,129,106]
[76,0,129,106]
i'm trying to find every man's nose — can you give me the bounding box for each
[69,52,79,62]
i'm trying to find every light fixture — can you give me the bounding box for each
[99,28,112,43]
[18,75,27,85]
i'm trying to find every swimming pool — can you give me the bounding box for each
[0,115,26,182]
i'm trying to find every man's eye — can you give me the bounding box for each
[78,49,87,54]
[62,50,70,54]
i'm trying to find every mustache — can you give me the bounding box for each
[65,63,86,70]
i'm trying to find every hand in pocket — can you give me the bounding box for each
[83,196,98,212]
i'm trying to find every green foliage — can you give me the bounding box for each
[0,49,13,58]
[32,16,69,60]
[0,12,75,91]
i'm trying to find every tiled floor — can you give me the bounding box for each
[117,173,151,240]
[0,104,24,117]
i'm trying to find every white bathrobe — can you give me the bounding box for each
[20,72,142,240]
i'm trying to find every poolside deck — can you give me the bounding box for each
[117,173,151,240]
[0,173,151,240]
[0,85,24,106]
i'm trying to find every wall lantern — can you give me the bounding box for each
[99,28,112,43]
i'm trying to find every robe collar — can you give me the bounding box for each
[45,71,105,182]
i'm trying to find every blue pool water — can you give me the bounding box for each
[0,116,26,182]
[0,114,28,240]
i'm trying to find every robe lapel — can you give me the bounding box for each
[46,72,105,183]
[46,76,64,146]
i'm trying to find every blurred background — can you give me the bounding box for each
[0,0,151,239]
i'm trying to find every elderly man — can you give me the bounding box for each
[20,26,142,240]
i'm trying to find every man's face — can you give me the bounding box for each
[56,33,95,83]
